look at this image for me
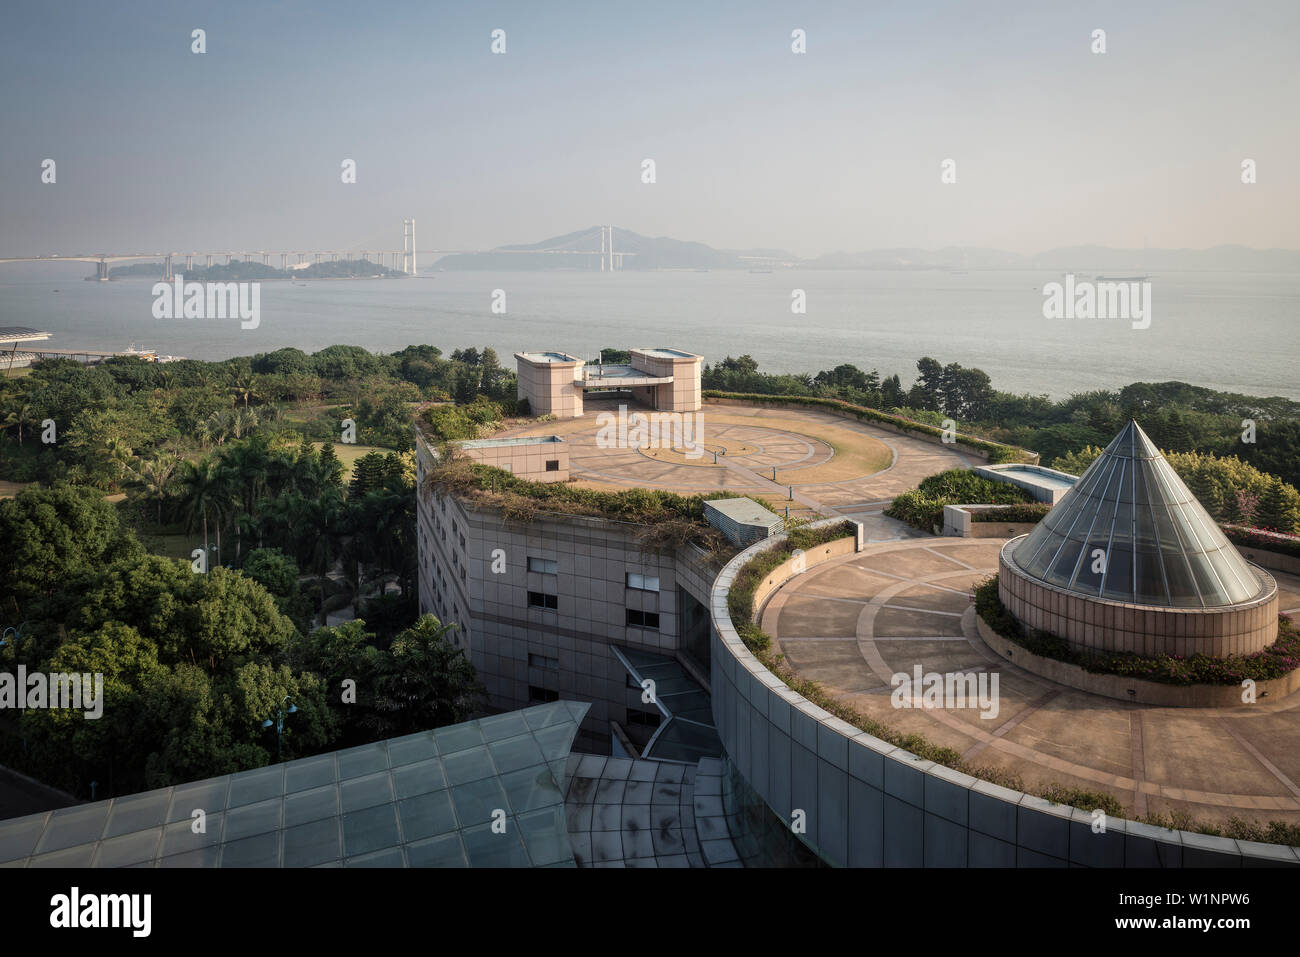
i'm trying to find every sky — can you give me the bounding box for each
[0,0,1297,259]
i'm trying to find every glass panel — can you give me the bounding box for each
[104,789,172,838]
[160,814,223,856]
[385,731,439,767]
[341,804,400,857]
[462,821,531,867]
[498,766,561,815]
[283,785,339,827]
[442,746,498,787]
[477,711,530,743]
[345,847,405,867]
[515,806,571,866]
[219,831,280,867]
[449,777,509,828]
[0,815,48,862]
[283,817,341,867]
[340,771,394,813]
[487,734,546,772]
[35,803,110,854]
[392,758,447,800]
[1100,544,1134,602]
[284,753,337,793]
[434,721,486,755]
[93,829,163,867]
[227,764,284,809]
[336,742,389,780]
[223,797,283,841]
[406,832,467,868]
[398,790,459,842]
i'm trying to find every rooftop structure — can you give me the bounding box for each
[1000,420,1278,659]
[514,347,703,418]
[0,702,588,868]
[1012,421,1264,607]
[703,497,784,547]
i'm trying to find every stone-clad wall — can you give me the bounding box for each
[998,538,1278,658]
[709,522,1299,867]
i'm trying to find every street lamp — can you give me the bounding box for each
[261,696,298,761]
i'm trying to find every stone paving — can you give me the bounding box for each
[763,536,1300,827]
[498,400,972,521]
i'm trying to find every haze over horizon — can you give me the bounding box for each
[2,0,1298,260]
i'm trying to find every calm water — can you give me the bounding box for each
[1,269,1296,400]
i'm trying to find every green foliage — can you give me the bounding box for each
[969,503,1052,523]
[975,576,1300,685]
[0,484,143,606]
[287,615,484,746]
[883,468,1034,531]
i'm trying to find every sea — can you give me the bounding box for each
[0,268,1296,401]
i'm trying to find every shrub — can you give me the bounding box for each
[975,575,1300,685]
[884,468,1034,531]
[971,503,1051,523]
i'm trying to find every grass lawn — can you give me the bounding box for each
[311,442,387,480]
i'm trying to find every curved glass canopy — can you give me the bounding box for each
[1012,420,1263,607]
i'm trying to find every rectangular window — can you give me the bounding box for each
[528,557,558,575]
[627,709,661,728]
[528,653,559,670]
[459,533,466,549]
[529,685,560,703]
[528,591,558,610]
[626,572,660,592]
[625,609,660,630]
[545,460,560,472]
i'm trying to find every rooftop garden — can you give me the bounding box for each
[419,454,747,557]
[723,525,1300,845]
[884,468,1036,531]
[702,391,1035,464]
[975,575,1299,685]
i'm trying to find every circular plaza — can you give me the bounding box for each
[761,535,1300,827]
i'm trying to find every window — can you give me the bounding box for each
[529,685,559,703]
[459,565,466,583]
[528,653,559,670]
[545,460,560,472]
[528,557,558,575]
[459,533,466,549]
[626,609,660,630]
[528,591,558,609]
[626,572,660,592]
[626,709,661,729]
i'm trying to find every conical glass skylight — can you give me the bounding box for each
[1012,421,1264,607]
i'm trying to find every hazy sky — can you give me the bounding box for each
[1,0,1297,259]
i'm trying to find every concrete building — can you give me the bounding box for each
[416,431,718,756]
[455,435,569,482]
[514,348,703,419]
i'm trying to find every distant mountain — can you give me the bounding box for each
[432,227,790,270]
[1029,244,1300,272]
[803,246,1026,270]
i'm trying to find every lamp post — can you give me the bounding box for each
[261,696,298,761]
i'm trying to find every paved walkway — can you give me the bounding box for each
[500,400,971,519]
[763,536,1300,827]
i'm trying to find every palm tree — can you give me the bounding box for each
[230,371,256,408]
[178,457,225,569]
[1,401,32,445]
[127,452,179,525]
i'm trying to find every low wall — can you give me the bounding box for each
[1231,544,1300,577]
[999,539,1279,659]
[703,396,1036,464]
[709,522,1300,867]
[943,504,1040,539]
[751,536,859,613]
[975,615,1300,707]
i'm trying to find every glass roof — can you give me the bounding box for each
[0,701,588,868]
[1012,420,1263,607]
[611,646,723,765]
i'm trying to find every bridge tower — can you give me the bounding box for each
[403,218,417,276]
[163,255,174,281]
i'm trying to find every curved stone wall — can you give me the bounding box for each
[708,521,1299,867]
[998,537,1279,659]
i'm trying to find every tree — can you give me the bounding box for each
[126,452,179,525]
[371,615,485,737]
[0,484,143,609]
[178,457,225,565]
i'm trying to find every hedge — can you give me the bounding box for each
[701,391,1035,464]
